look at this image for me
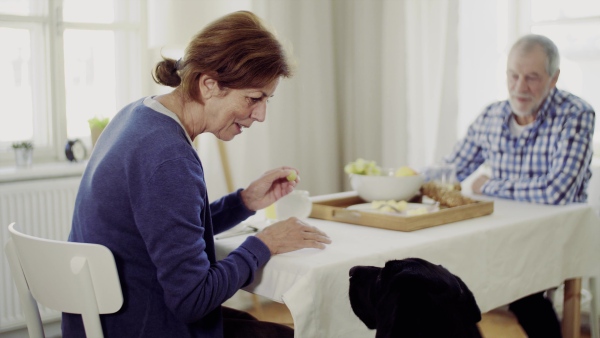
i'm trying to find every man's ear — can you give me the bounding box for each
[198,74,219,100]
[550,69,560,88]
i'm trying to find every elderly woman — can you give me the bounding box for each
[63,11,331,338]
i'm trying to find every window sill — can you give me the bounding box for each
[0,161,87,184]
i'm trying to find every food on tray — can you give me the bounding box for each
[371,200,408,213]
[394,166,418,177]
[420,182,477,207]
[442,182,462,191]
[344,158,381,176]
[286,170,297,182]
[406,207,428,216]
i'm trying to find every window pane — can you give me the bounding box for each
[532,22,600,55]
[63,29,117,139]
[532,23,600,145]
[62,0,115,23]
[531,0,600,22]
[0,0,46,16]
[0,27,33,142]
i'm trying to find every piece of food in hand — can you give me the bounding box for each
[286,170,297,182]
[395,166,418,177]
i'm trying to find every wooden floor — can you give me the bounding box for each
[245,298,592,338]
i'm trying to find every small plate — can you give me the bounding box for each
[347,202,439,217]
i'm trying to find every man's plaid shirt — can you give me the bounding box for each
[445,88,595,205]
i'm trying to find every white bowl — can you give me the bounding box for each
[350,173,425,202]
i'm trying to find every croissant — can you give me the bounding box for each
[420,182,477,207]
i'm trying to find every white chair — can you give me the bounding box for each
[4,222,123,338]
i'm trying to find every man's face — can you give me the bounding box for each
[506,44,559,118]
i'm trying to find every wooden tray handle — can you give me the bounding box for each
[332,209,362,221]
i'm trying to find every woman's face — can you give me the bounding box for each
[203,77,280,141]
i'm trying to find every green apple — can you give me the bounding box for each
[286,170,297,182]
[344,158,382,176]
[395,166,418,177]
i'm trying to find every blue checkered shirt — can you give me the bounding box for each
[445,88,595,205]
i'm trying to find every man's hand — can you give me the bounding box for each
[471,175,490,195]
[255,217,332,255]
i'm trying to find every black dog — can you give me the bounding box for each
[349,258,482,338]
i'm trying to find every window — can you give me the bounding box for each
[0,0,145,165]
[458,0,600,154]
[528,0,600,150]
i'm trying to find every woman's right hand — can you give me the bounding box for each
[255,218,332,255]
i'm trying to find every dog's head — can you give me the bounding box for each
[349,258,482,338]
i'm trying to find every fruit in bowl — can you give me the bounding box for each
[395,166,418,177]
[344,158,381,176]
[345,159,424,202]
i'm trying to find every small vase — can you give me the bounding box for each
[14,148,33,168]
[90,126,105,149]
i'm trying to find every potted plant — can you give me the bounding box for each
[88,117,110,148]
[12,141,34,168]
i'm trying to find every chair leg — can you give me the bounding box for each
[590,277,599,338]
[5,239,45,338]
[71,257,104,338]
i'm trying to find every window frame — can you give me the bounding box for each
[0,0,147,166]
[518,0,600,155]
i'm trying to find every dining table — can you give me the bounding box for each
[215,191,600,338]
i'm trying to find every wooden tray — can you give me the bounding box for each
[309,194,494,232]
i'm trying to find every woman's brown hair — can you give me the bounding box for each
[152,11,293,103]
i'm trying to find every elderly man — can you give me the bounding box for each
[445,34,595,337]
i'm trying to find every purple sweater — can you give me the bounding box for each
[62,97,271,337]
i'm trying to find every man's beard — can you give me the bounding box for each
[509,96,537,118]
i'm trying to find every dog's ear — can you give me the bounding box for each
[375,271,443,337]
[453,274,482,324]
[348,265,382,330]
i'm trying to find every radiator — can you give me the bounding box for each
[0,176,81,333]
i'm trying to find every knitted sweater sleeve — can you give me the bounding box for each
[133,157,270,323]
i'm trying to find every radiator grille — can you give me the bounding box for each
[0,177,80,332]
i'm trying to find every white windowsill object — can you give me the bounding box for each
[0,161,87,184]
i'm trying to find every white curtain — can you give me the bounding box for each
[404,0,459,170]
[147,0,460,201]
[223,0,340,199]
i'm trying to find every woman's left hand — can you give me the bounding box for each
[241,167,300,211]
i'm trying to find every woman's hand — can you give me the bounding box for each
[255,217,332,254]
[241,167,300,211]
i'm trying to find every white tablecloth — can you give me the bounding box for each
[216,192,600,338]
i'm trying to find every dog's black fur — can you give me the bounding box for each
[349,258,483,338]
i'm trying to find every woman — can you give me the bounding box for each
[63,11,331,338]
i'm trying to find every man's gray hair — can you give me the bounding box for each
[511,34,560,77]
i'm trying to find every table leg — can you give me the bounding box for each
[562,278,582,338]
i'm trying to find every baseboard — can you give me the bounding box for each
[1,319,61,338]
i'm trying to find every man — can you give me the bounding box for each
[445,34,595,337]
